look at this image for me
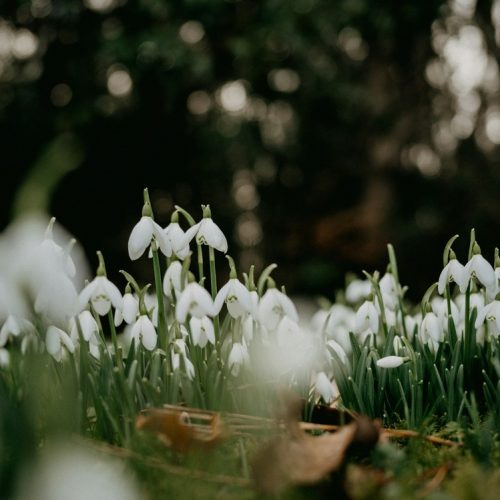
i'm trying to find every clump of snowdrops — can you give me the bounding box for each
[0,189,499,446]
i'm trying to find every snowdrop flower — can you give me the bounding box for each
[276,316,302,346]
[46,326,75,362]
[326,339,348,365]
[41,218,77,278]
[241,313,256,343]
[163,260,186,299]
[455,292,485,318]
[258,281,298,331]
[164,212,192,259]
[460,244,495,293]
[438,254,465,294]
[431,296,460,332]
[0,315,22,347]
[379,272,398,297]
[79,253,123,316]
[114,289,139,326]
[70,310,100,344]
[0,348,9,368]
[128,203,172,260]
[171,339,195,379]
[345,279,371,303]
[228,341,248,375]
[420,310,442,343]
[176,281,215,322]
[354,298,379,334]
[214,259,252,318]
[189,316,215,347]
[376,355,406,369]
[475,300,500,335]
[315,372,339,403]
[131,314,157,351]
[404,314,419,340]
[181,205,228,253]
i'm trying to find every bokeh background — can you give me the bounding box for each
[1,0,500,299]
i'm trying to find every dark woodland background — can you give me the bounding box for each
[1,0,500,299]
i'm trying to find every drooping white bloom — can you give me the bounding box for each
[0,348,9,368]
[163,260,186,299]
[431,296,460,333]
[182,216,228,253]
[420,311,442,343]
[79,276,123,316]
[326,339,348,365]
[404,314,419,340]
[46,326,75,362]
[41,217,77,278]
[130,315,157,351]
[164,221,191,259]
[438,258,465,294]
[128,215,172,260]
[345,279,371,303]
[376,355,406,369]
[276,316,302,345]
[0,315,22,347]
[115,292,139,326]
[379,273,398,297]
[214,278,252,318]
[258,287,298,331]
[176,282,215,322]
[189,316,215,347]
[315,372,339,403]
[455,292,485,318]
[460,254,495,293]
[171,339,195,379]
[228,341,248,375]
[475,300,500,334]
[354,300,379,334]
[70,310,100,344]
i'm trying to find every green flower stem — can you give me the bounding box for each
[197,244,204,283]
[107,310,121,367]
[209,245,221,344]
[152,246,168,351]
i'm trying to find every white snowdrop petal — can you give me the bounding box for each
[102,279,123,311]
[377,356,405,369]
[46,326,62,356]
[128,217,153,260]
[214,282,231,314]
[140,317,157,351]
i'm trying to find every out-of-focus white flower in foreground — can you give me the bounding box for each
[13,443,142,500]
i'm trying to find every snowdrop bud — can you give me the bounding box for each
[46,326,75,362]
[228,342,248,375]
[131,315,157,351]
[376,355,406,369]
[315,372,338,403]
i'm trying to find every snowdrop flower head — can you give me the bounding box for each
[46,325,75,362]
[131,314,157,351]
[345,279,371,304]
[128,202,172,260]
[258,279,298,331]
[115,286,139,326]
[315,372,339,403]
[70,310,99,344]
[228,341,248,375]
[376,355,406,369]
[164,211,192,259]
[475,299,500,334]
[189,316,215,347]
[176,280,215,322]
[79,252,123,316]
[163,260,186,299]
[354,298,379,334]
[0,315,22,347]
[460,243,495,293]
[438,252,464,295]
[420,309,442,344]
[181,205,228,253]
[379,272,398,297]
[214,256,252,318]
[326,339,348,365]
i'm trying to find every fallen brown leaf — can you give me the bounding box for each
[136,408,225,453]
